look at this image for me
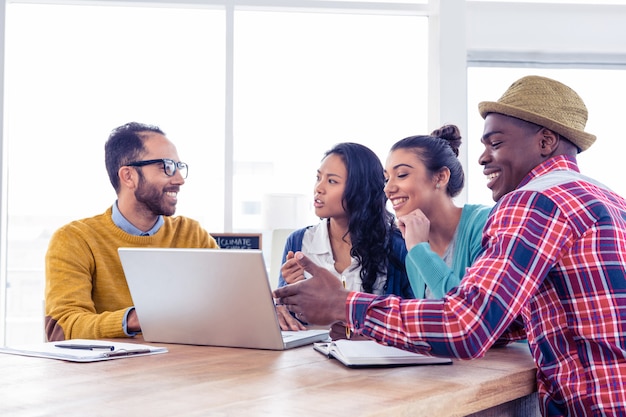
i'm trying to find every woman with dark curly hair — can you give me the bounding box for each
[276,142,413,333]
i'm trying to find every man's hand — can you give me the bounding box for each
[273,252,349,326]
[329,323,371,341]
[127,308,141,333]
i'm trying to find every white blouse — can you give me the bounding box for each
[301,219,387,295]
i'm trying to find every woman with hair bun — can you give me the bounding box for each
[385,125,492,299]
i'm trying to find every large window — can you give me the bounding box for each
[4,4,226,345]
[1,2,428,345]
[233,10,427,230]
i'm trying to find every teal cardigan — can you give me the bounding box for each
[406,204,492,299]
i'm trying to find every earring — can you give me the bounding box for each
[436,183,441,189]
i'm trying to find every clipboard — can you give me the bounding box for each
[0,339,168,362]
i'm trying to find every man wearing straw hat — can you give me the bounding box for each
[274,75,626,416]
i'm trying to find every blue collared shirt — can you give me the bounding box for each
[112,201,164,336]
[112,201,164,236]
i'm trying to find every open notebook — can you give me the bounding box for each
[314,340,452,368]
[118,248,329,350]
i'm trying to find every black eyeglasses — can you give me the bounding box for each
[126,158,188,179]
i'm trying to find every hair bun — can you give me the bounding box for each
[430,124,462,157]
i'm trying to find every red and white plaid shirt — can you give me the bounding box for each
[348,156,626,416]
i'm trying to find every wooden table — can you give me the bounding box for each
[0,339,539,416]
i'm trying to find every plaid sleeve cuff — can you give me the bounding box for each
[346,291,378,334]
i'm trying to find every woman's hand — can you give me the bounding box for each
[281,251,306,284]
[396,208,430,251]
[275,304,307,331]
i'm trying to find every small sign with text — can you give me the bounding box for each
[212,233,262,250]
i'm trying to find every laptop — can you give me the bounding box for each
[118,247,329,350]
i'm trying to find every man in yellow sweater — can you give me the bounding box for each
[45,122,219,341]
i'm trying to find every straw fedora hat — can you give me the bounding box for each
[478,75,596,152]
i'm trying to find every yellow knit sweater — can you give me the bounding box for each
[44,207,218,341]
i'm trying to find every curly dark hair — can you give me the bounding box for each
[323,142,397,293]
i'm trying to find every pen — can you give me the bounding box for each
[55,344,115,351]
[104,349,151,358]
[342,276,351,339]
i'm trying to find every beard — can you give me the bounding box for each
[135,172,178,217]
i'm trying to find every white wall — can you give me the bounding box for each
[467,2,626,66]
